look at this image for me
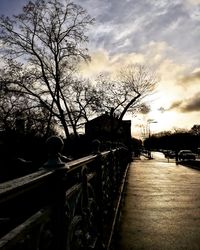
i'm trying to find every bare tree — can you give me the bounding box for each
[94,64,157,120]
[67,77,101,130]
[0,78,57,136]
[0,0,94,138]
[0,82,21,131]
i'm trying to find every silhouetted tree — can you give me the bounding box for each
[93,64,157,121]
[190,124,200,136]
[0,78,57,136]
[65,77,101,132]
[0,0,94,138]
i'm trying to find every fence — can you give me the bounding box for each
[0,142,129,250]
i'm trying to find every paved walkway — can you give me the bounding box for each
[114,153,200,250]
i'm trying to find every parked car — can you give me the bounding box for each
[164,150,176,159]
[169,151,176,158]
[178,150,196,161]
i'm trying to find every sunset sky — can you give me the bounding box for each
[0,0,200,138]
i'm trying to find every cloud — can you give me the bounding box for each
[74,0,200,71]
[82,41,180,76]
[168,101,183,110]
[80,41,196,105]
[182,97,200,112]
[185,0,200,5]
[79,49,145,77]
[168,92,200,112]
[157,58,187,82]
[139,104,151,114]
[178,69,200,85]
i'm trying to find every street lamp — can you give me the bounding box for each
[147,119,157,159]
[147,119,157,138]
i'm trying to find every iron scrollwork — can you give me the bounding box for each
[65,165,99,250]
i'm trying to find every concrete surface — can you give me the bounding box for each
[114,152,200,250]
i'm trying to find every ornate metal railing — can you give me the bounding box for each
[0,139,129,250]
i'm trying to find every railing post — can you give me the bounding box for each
[95,151,105,249]
[43,136,66,168]
[80,165,89,249]
[43,136,68,250]
[52,169,67,250]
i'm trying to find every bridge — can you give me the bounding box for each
[0,138,130,250]
[0,149,200,250]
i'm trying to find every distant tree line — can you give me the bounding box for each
[143,125,200,152]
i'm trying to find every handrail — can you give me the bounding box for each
[0,208,51,250]
[0,170,52,204]
[0,154,99,203]
[0,147,130,250]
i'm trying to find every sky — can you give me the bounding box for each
[0,0,200,138]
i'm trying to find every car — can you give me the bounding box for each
[164,150,176,158]
[169,151,176,158]
[178,150,196,161]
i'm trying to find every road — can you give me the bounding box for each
[114,152,200,250]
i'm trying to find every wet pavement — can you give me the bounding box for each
[114,152,200,250]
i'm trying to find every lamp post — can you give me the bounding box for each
[147,119,157,159]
